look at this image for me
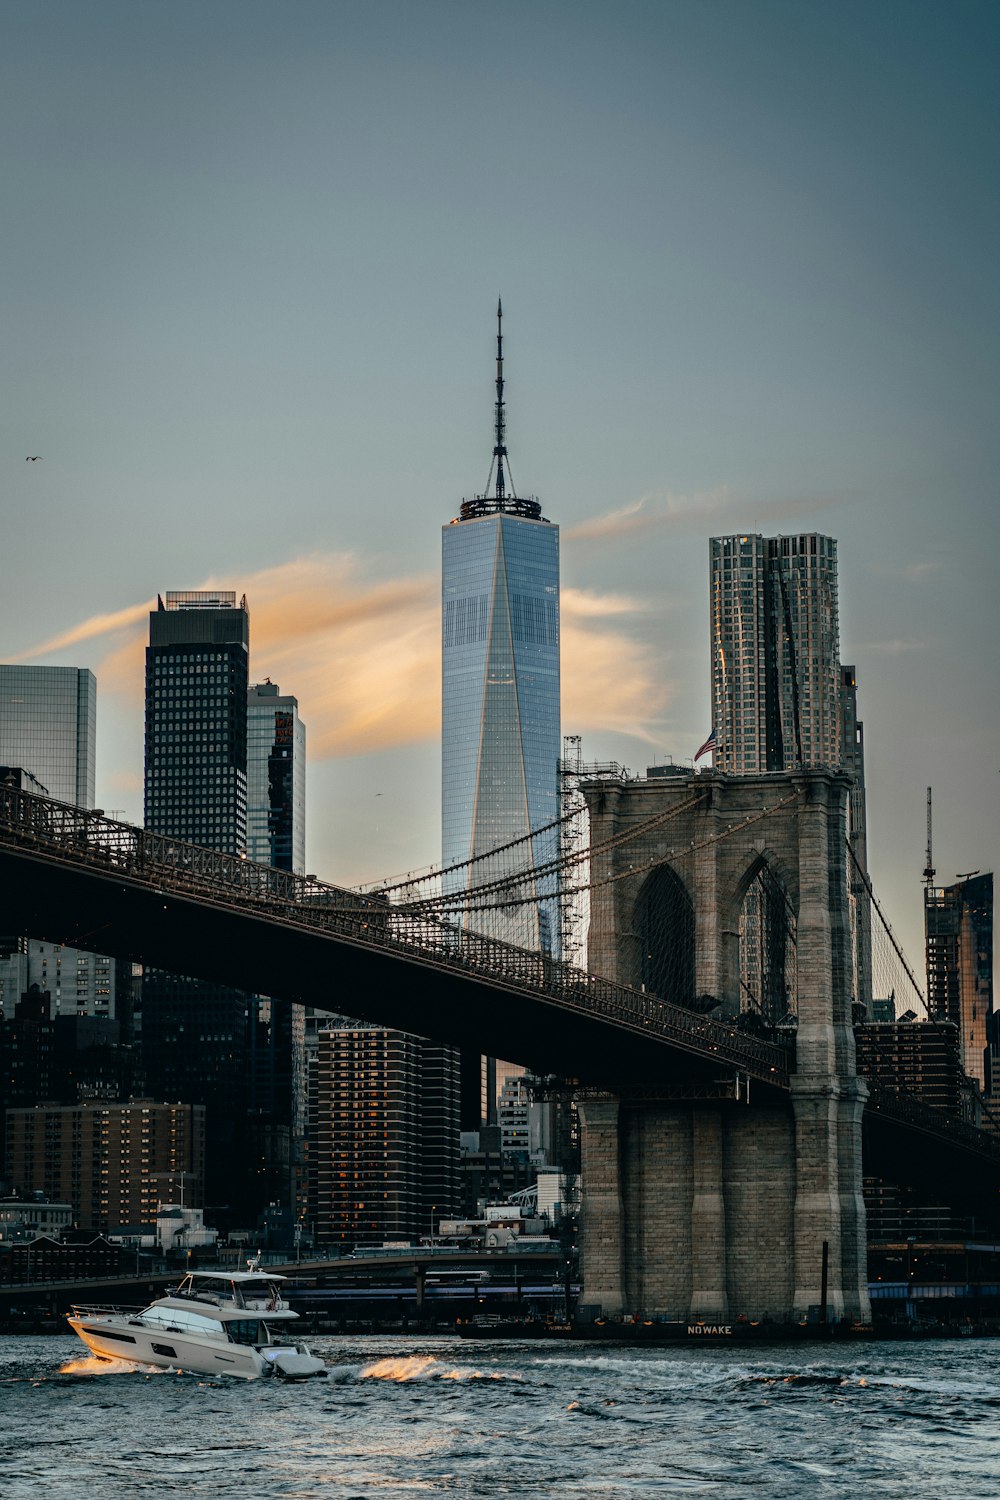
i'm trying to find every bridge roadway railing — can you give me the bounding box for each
[0,785,791,1087]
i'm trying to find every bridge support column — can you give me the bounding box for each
[789,774,871,1324]
[579,1097,797,1322]
[836,1078,871,1322]
[788,1077,870,1323]
[790,1078,846,1319]
[690,1110,728,1319]
[577,1099,624,1316]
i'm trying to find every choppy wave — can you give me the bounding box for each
[2,1333,998,1499]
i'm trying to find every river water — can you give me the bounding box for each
[2,1332,997,1498]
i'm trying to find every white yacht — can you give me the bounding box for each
[67,1267,326,1380]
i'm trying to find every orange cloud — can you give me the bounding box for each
[563,595,667,742]
[11,599,155,661]
[18,553,667,758]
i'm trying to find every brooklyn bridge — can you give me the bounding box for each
[1,771,997,1325]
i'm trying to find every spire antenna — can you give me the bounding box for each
[461,300,539,521]
[493,296,508,501]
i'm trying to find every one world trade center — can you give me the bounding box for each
[441,302,561,1115]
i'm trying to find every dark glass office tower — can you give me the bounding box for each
[247,681,306,874]
[246,681,307,1241]
[442,303,560,1124]
[144,591,250,851]
[142,591,254,1226]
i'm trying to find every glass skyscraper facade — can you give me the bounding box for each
[0,665,95,806]
[0,665,116,1021]
[442,512,561,952]
[246,681,307,1232]
[247,681,306,874]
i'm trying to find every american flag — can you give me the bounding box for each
[695,727,717,761]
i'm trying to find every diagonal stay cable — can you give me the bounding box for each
[427,791,801,914]
[368,798,587,899]
[393,792,709,913]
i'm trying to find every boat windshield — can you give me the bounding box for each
[226,1318,266,1346]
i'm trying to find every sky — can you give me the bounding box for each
[2,0,997,981]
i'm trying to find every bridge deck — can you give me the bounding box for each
[0,787,790,1089]
[4,786,1000,1188]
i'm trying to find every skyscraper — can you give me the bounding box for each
[708,534,871,1015]
[442,302,561,952]
[441,302,560,1122]
[0,666,117,1021]
[142,591,253,1220]
[709,533,842,773]
[0,665,96,805]
[925,872,994,1090]
[246,681,307,1231]
[247,681,306,874]
[310,1023,460,1250]
[144,591,250,851]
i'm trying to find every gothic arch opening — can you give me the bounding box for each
[634,864,695,1007]
[737,857,797,1025]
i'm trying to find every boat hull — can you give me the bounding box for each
[67,1315,266,1379]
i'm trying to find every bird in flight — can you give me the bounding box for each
[26,455,42,461]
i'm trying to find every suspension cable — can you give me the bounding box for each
[426,791,802,913]
[395,791,709,913]
[844,839,927,1012]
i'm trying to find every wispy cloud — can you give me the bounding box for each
[561,585,649,619]
[18,553,667,758]
[11,599,155,661]
[859,639,926,655]
[565,488,844,543]
[872,559,943,584]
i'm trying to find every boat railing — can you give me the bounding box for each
[69,1303,149,1319]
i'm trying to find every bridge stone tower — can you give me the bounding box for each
[577,767,870,1326]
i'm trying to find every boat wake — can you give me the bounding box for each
[359,1354,513,1383]
[57,1355,166,1377]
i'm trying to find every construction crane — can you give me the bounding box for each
[922,787,935,886]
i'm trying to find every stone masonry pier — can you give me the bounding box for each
[576,768,870,1324]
